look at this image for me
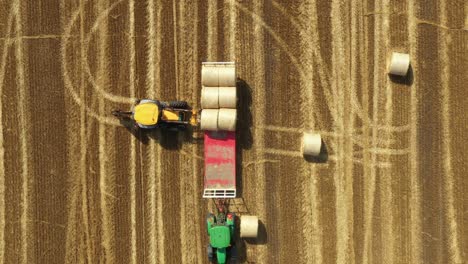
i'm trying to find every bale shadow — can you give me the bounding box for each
[304,139,328,163]
[236,78,253,198]
[389,64,414,86]
[236,220,268,263]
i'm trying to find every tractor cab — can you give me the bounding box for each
[133,102,159,126]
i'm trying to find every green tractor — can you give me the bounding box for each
[206,200,259,264]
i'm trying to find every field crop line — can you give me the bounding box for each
[60,4,121,126]
[270,0,338,124]
[296,0,323,261]
[330,0,355,262]
[271,0,381,128]
[0,5,16,264]
[271,0,328,133]
[60,3,97,262]
[380,1,395,263]
[407,0,422,262]
[60,0,125,128]
[173,2,190,263]
[227,0,236,59]
[65,81,100,263]
[79,1,94,262]
[363,0,384,261]
[13,0,32,262]
[250,1,268,261]
[184,2,204,263]
[145,0,163,263]
[257,125,398,147]
[128,0,137,263]
[95,1,115,263]
[233,1,340,127]
[60,1,81,262]
[360,2,372,259]
[207,0,218,60]
[439,1,462,262]
[348,0,362,260]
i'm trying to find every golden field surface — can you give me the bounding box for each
[0,0,467,263]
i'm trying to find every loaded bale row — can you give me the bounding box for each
[200,62,238,132]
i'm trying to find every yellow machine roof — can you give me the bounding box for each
[134,103,159,125]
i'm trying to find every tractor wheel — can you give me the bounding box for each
[229,245,238,262]
[200,109,219,131]
[159,101,168,107]
[302,132,322,157]
[217,109,237,131]
[168,101,188,109]
[218,87,237,108]
[201,86,219,109]
[240,215,258,238]
[207,244,215,262]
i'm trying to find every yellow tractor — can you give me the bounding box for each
[112,99,198,130]
[112,62,238,132]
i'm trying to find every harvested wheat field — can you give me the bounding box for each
[0,0,467,263]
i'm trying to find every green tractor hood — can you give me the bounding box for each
[209,226,231,248]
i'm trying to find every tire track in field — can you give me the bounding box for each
[407,0,422,262]
[14,0,32,262]
[127,0,137,263]
[61,0,124,127]
[270,0,338,126]
[0,6,15,263]
[234,1,340,131]
[258,125,398,147]
[439,1,462,262]
[271,0,381,131]
[145,0,162,263]
[81,0,132,105]
[330,0,354,262]
[262,149,392,169]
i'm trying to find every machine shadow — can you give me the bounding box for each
[119,117,194,150]
[235,78,253,198]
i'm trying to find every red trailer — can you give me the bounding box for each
[203,131,236,198]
